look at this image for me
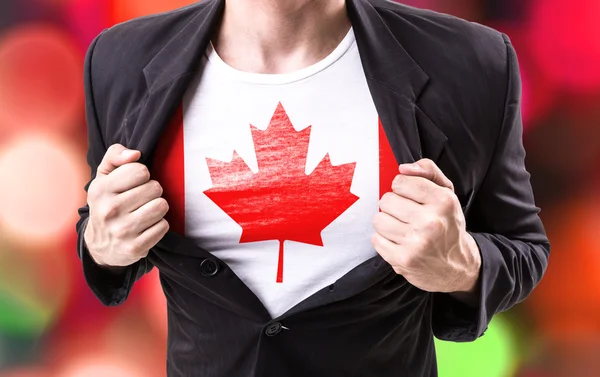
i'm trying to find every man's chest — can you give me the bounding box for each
[150,58,399,318]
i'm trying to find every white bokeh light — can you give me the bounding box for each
[0,132,87,244]
[58,357,146,377]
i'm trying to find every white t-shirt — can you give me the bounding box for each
[151,27,399,319]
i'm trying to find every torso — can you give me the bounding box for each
[151,27,399,318]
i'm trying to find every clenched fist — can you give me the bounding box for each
[371,159,481,300]
[83,143,170,268]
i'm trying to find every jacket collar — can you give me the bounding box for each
[143,0,428,98]
[143,0,224,94]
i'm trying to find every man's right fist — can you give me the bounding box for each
[83,143,170,268]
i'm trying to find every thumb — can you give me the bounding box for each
[96,143,141,176]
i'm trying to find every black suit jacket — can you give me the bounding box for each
[75,0,550,375]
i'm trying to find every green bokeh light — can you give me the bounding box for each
[0,290,51,337]
[435,315,518,377]
[0,246,55,338]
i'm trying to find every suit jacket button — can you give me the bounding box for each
[199,258,219,277]
[265,322,282,337]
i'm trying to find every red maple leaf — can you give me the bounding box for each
[203,102,359,283]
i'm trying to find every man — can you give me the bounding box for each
[75,0,550,375]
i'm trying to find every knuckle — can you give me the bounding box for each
[100,202,120,220]
[420,158,434,168]
[370,233,379,246]
[379,192,394,207]
[129,163,149,181]
[137,248,150,258]
[157,219,170,237]
[372,212,384,227]
[111,224,129,239]
[407,231,423,248]
[150,180,163,197]
[138,165,150,181]
[401,256,413,270]
[438,190,455,207]
[122,242,138,256]
[88,178,105,199]
[401,253,419,270]
[155,198,169,213]
[424,213,441,227]
[87,184,99,201]
[435,218,446,232]
[161,219,170,232]
[129,240,145,256]
[391,174,403,187]
[107,143,123,156]
[159,197,170,210]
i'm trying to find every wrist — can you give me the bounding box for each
[86,247,129,274]
[460,231,481,290]
[83,219,129,274]
[88,249,130,274]
[449,231,481,307]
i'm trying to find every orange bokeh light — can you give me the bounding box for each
[526,193,600,338]
[109,0,199,25]
[0,23,83,135]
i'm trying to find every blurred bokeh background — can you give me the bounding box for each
[0,0,599,376]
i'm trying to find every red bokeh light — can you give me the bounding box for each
[493,24,557,130]
[0,24,83,135]
[0,369,52,377]
[519,54,557,128]
[140,269,168,338]
[47,313,166,377]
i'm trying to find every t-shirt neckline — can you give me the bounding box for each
[205,27,356,85]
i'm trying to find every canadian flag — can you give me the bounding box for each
[152,101,398,284]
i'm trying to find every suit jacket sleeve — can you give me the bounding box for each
[431,34,551,342]
[75,29,154,307]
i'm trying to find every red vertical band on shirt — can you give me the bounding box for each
[151,103,186,235]
[379,118,399,203]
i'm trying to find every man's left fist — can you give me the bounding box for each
[371,158,481,295]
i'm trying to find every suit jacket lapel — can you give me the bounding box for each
[132,0,224,166]
[347,0,447,165]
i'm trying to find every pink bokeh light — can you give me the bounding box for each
[64,0,109,50]
[529,0,600,91]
